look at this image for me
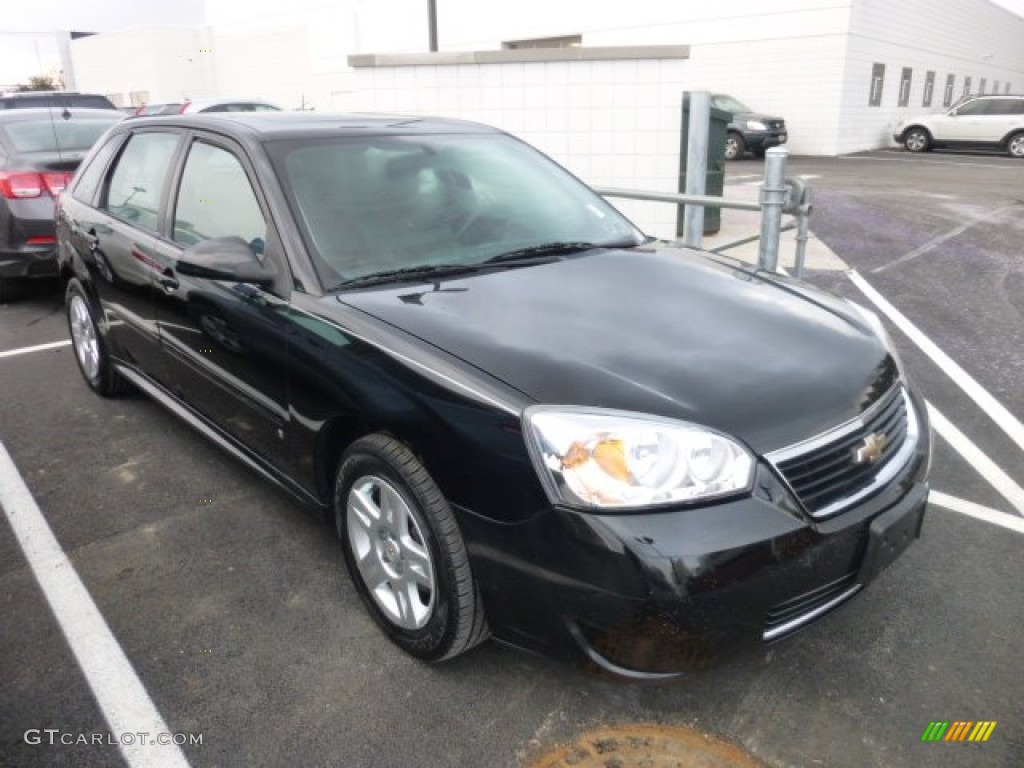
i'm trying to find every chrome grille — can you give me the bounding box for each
[767,386,917,519]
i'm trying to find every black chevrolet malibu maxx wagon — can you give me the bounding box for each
[56,113,930,677]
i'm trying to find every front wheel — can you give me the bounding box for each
[724,132,745,161]
[335,434,488,662]
[903,128,931,153]
[1007,131,1024,159]
[66,279,129,396]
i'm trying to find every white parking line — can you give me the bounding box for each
[0,442,191,768]
[871,203,1018,274]
[838,155,1016,170]
[929,491,1024,534]
[926,402,1024,515]
[847,269,1024,458]
[0,340,71,359]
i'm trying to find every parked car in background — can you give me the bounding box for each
[1,91,118,111]
[0,108,122,301]
[894,94,1024,158]
[56,112,929,676]
[711,94,788,160]
[133,98,282,116]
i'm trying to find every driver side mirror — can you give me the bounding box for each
[177,236,276,285]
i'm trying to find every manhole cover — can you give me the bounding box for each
[527,723,768,768]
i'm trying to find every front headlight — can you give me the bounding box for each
[523,407,755,510]
[745,120,768,131]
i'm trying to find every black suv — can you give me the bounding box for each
[0,91,118,111]
[712,94,788,160]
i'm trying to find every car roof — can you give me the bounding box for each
[0,107,125,124]
[119,112,503,141]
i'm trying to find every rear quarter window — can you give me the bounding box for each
[72,135,123,205]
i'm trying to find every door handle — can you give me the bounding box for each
[158,269,179,292]
[86,228,100,251]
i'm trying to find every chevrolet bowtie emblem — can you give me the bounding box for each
[853,432,888,465]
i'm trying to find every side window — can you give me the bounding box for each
[72,135,121,204]
[956,99,988,116]
[103,132,180,232]
[173,142,267,254]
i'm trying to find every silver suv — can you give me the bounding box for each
[894,94,1024,158]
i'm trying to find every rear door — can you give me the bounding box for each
[63,129,183,380]
[149,133,293,472]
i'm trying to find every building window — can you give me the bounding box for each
[922,71,935,107]
[898,67,913,107]
[1007,82,1013,94]
[869,63,885,107]
[503,34,581,49]
[963,76,972,98]
[943,74,955,107]
[994,80,1000,95]
[979,78,987,94]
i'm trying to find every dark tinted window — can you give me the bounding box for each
[72,135,122,204]
[983,98,1024,115]
[0,94,116,110]
[956,99,989,116]
[0,115,121,153]
[103,132,179,232]
[173,141,266,250]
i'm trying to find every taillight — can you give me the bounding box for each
[26,236,57,245]
[42,172,73,196]
[0,171,73,199]
[0,172,44,199]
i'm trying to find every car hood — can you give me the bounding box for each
[337,248,892,454]
[730,111,785,125]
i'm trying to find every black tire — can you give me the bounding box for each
[724,132,745,161]
[1007,131,1024,159]
[0,277,26,303]
[335,434,488,662]
[903,127,931,153]
[66,279,130,397]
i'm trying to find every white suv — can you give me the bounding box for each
[893,95,1024,158]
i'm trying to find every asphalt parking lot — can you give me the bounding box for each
[2,149,1022,768]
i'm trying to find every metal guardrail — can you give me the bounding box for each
[593,146,815,278]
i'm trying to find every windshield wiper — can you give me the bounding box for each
[330,263,483,291]
[483,239,647,265]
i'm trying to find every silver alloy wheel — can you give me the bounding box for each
[1009,133,1024,158]
[69,295,100,381]
[724,136,740,160]
[347,475,436,630]
[905,130,928,152]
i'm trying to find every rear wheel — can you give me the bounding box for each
[724,132,745,161]
[903,128,931,153]
[1007,131,1024,159]
[335,434,488,662]
[66,279,129,396]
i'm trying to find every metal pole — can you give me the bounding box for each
[793,186,813,279]
[428,0,438,52]
[681,91,710,249]
[757,146,788,272]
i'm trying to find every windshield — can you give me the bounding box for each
[2,116,122,153]
[270,132,645,287]
[711,95,753,114]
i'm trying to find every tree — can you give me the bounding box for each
[16,75,61,92]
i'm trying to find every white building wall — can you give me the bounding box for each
[352,56,688,239]
[836,0,1024,153]
[71,27,214,106]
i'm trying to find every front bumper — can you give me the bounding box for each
[457,395,930,677]
[744,130,788,151]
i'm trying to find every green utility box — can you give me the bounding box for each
[677,93,730,236]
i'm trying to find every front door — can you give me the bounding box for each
[151,136,292,473]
